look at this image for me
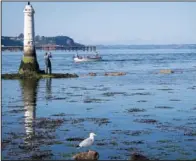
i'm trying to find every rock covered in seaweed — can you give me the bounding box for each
[73,150,99,160]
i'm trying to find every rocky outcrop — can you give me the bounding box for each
[81,72,126,77]
[2,73,78,79]
[159,69,174,74]
[131,153,150,161]
[88,72,97,76]
[73,150,99,160]
[104,72,126,76]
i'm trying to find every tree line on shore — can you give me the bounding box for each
[1,33,84,47]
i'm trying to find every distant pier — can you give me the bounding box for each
[1,45,97,52]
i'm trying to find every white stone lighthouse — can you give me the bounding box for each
[19,2,40,74]
[23,2,35,56]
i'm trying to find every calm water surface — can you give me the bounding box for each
[2,48,196,160]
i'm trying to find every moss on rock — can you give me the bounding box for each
[18,56,40,74]
[22,56,36,63]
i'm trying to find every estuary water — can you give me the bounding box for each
[2,48,196,160]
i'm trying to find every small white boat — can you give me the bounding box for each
[73,53,102,63]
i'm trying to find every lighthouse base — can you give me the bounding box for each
[19,56,41,74]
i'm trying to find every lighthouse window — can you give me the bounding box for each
[28,41,30,44]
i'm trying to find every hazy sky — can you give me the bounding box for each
[2,2,196,45]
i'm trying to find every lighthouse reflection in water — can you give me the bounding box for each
[20,78,52,145]
[20,79,38,145]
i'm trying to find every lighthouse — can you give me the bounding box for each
[23,1,35,56]
[19,2,40,74]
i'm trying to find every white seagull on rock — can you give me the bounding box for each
[78,132,96,148]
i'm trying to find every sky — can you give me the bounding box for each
[2,2,196,45]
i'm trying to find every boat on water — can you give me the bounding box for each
[73,52,102,62]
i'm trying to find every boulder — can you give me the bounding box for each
[73,150,99,160]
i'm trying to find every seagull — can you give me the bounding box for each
[77,132,96,149]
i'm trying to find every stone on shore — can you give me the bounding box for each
[73,150,99,160]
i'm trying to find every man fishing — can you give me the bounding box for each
[44,52,52,74]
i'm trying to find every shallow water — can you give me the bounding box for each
[2,48,196,160]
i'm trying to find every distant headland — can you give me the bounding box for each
[2,34,84,47]
[1,34,98,51]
